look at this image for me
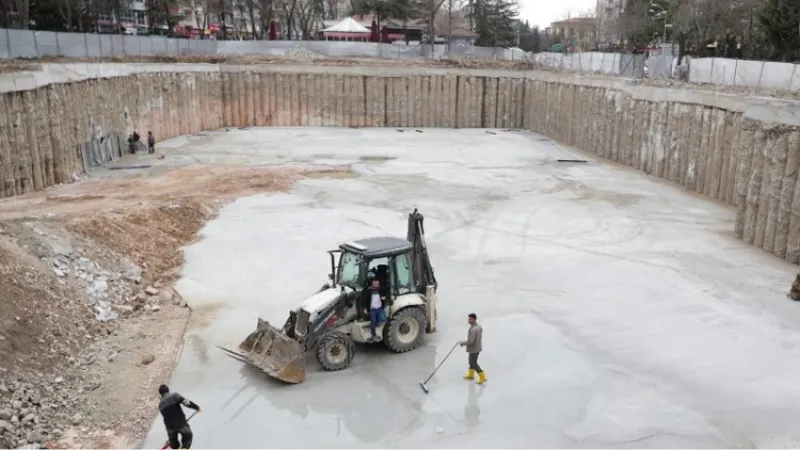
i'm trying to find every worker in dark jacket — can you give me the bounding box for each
[147,131,156,154]
[158,385,200,449]
[460,313,486,384]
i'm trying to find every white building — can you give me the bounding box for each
[596,0,625,46]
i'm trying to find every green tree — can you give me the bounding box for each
[465,0,518,47]
[759,0,800,60]
[514,20,542,51]
[351,0,416,31]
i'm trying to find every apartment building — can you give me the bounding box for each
[547,17,598,51]
[596,0,625,46]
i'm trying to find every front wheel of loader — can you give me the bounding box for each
[315,332,354,371]
[384,307,427,353]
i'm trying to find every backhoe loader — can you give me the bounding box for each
[218,209,438,384]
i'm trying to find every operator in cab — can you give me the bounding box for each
[363,272,387,342]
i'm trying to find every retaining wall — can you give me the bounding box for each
[1,64,799,262]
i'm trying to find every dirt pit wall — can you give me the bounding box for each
[1,64,799,262]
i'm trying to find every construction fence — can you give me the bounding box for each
[531,52,646,78]
[0,27,533,61]
[689,57,800,92]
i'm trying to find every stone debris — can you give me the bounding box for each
[284,46,325,60]
[0,220,184,448]
[0,381,80,449]
[36,229,153,324]
[0,166,300,448]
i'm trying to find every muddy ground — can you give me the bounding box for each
[0,162,350,449]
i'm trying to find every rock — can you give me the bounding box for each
[79,354,96,367]
[50,429,62,438]
[52,268,64,278]
[68,414,82,426]
[0,384,8,394]
[53,377,63,384]
[20,443,42,450]
[26,431,44,444]
[0,409,11,420]
[93,301,118,323]
[179,298,188,308]
[141,354,155,365]
[144,286,159,296]
[37,406,50,417]
[154,291,173,304]
[0,420,13,433]
[20,415,34,424]
[11,401,21,410]
[149,305,161,312]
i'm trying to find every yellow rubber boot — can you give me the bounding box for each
[463,369,475,380]
[477,371,487,385]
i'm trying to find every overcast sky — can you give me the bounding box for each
[518,0,597,28]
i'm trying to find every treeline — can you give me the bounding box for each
[0,0,529,46]
[613,0,800,62]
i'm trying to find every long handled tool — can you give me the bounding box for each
[160,411,199,449]
[419,341,460,394]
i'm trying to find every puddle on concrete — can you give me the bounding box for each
[540,178,643,207]
[358,155,397,163]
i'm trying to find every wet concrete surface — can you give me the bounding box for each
[141,128,800,448]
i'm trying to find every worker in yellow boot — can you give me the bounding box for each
[460,313,486,384]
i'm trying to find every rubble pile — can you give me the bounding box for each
[284,46,325,60]
[0,220,190,449]
[0,379,86,449]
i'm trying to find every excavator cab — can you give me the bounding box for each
[219,209,438,385]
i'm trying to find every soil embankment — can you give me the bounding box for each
[0,164,348,448]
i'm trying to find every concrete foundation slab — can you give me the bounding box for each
[141,128,800,449]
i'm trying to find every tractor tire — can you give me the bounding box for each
[315,332,354,371]
[384,307,427,353]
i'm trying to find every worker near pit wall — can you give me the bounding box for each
[460,313,487,385]
[158,384,201,449]
[363,276,386,343]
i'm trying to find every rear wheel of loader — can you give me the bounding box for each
[384,307,427,353]
[315,332,354,371]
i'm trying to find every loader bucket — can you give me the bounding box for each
[218,318,307,384]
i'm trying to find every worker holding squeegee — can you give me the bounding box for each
[158,385,201,449]
[460,313,486,385]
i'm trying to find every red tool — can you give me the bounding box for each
[159,411,199,449]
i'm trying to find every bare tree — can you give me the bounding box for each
[416,0,446,53]
[295,0,323,39]
[670,0,751,58]
[323,0,336,18]
[276,0,298,38]
[435,0,464,34]
[182,0,211,33]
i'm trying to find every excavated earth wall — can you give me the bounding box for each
[1,64,800,262]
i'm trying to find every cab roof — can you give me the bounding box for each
[339,237,412,258]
